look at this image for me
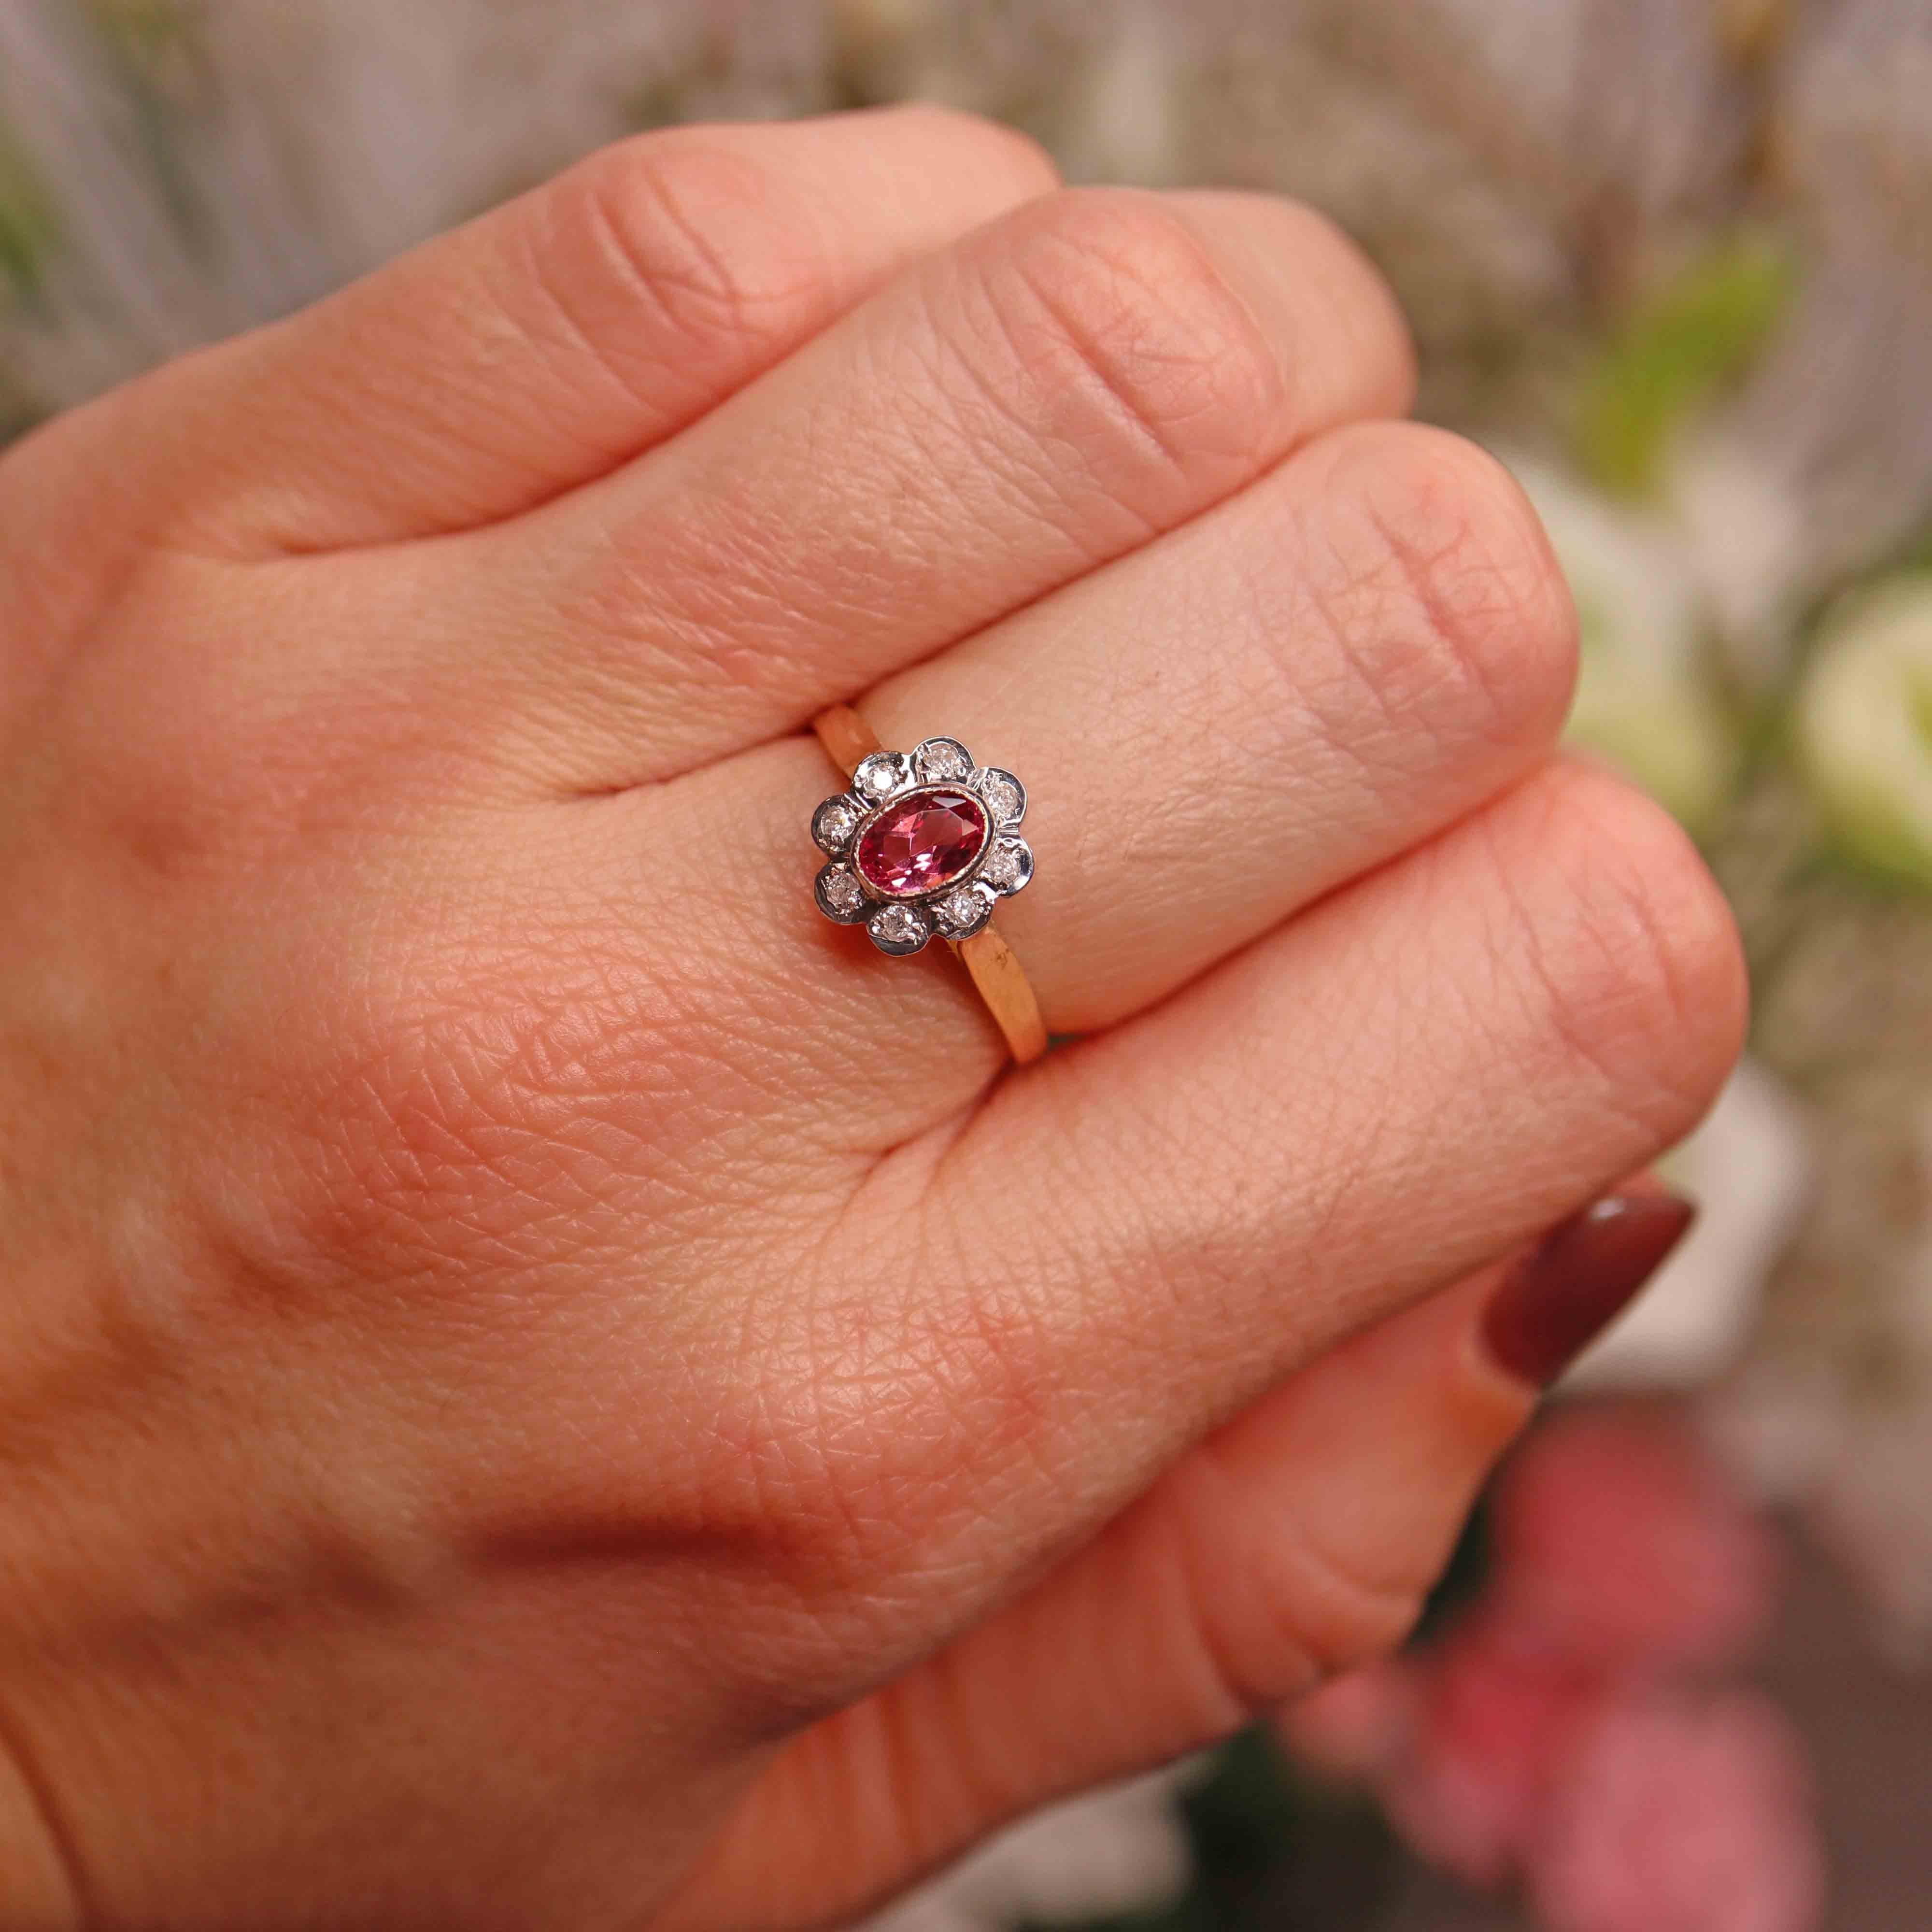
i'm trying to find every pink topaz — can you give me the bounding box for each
[854,787,989,897]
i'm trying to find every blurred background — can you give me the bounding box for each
[2,3,1929,1928]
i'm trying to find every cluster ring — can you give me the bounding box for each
[810,706,1047,1064]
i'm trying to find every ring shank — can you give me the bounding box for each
[813,705,1049,1065]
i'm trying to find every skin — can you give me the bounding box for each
[0,107,1745,1930]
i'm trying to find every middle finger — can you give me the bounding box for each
[376,185,1414,790]
[588,411,1575,1145]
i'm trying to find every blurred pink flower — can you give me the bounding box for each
[1279,1656,1414,1785]
[1530,1690,1826,1932]
[1381,1616,1602,1888]
[1277,1406,1825,1932]
[1490,1408,1781,1672]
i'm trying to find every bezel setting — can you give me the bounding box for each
[811,737,1034,956]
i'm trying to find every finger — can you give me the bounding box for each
[4,107,1058,563]
[852,419,1576,1032]
[46,414,1572,1152]
[541,417,1569,1146]
[944,762,1740,1478]
[705,762,1741,1686]
[660,1195,1695,1930]
[903,765,1741,1569]
[375,185,1415,786]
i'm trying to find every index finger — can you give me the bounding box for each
[3,107,1059,561]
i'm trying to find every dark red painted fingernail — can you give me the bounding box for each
[1482,1191,1697,1388]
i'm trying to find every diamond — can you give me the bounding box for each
[869,903,930,953]
[934,883,992,936]
[915,737,974,781]
[854,787,989,897]
[816,865,869,923]
[812,797,859,854]
[980,837,1033,895]
[854,752,908,802]
[976,769,1025,826]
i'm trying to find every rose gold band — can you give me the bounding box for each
[813,704,1049,1065]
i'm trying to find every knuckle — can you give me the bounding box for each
[1307,424,1577,760]
[536,130,834,388]
[1182,1474,1425,1713]
[1273,1536,1427,1684]
[981,188,1287,499]
[1179,189,1419,415]
[1506,767,1747,1137]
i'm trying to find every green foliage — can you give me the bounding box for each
[85,0,210,238]
[1576,232,1795,498]
[1034,1728,1398,1932]
[1411,1489,1492,1645]
[0,126,59,305]
[1032,1512,1491,1929]
[1031,1729,1298,1932]
[86,0,197,85]
[1900,523,1932,577]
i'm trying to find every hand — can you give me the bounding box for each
[0,107,1741,1930]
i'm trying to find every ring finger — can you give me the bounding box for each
[579,411,1576,1142]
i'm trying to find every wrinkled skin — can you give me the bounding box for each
[0,108,1744,1930]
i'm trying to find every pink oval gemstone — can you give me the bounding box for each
[853,787,989,898]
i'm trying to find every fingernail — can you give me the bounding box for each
[1481,1191,1697,1388]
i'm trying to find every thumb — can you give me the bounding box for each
[659,1190,1693,1931]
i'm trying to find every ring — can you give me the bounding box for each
[810,705,1048,1065]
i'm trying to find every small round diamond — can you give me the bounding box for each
[980,837,1033,895]
[976,768,1025,827]
[816,865,869,922]
[812,797,860,854]
[854,752,909,802]
[914,737,974,782]
[868,903,930,954]
[933,883,993,937]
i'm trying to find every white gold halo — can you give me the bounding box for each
[810,738,1034,956]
